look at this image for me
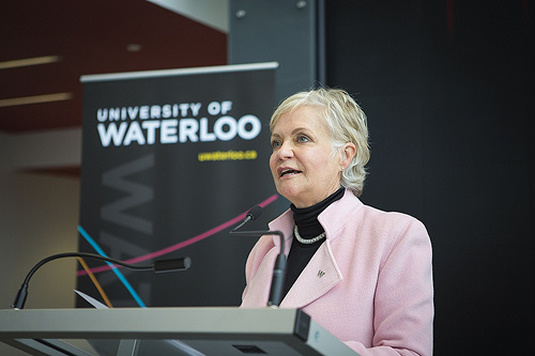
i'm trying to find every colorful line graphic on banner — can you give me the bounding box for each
[77,225,147,308]
[77,257,113,308]
[77,194,279,277]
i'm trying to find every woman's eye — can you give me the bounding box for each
[271,140,281,148]
[297,135,309,143]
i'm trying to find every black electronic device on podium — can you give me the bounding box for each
[0,307,358,355]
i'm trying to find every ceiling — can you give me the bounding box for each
[0,0,227,133]
[0,0,227,177]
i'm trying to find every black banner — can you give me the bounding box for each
[78,63,281,307]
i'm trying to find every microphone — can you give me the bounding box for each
[11,252,191,310]
[231,205,263,232]
[230,205,287,308]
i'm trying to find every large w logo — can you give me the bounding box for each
[100,154,154,235]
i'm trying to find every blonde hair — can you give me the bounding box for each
[270,88,370,196]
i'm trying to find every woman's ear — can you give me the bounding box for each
[340,143,357,170]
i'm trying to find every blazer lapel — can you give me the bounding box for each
[280,240,343,308]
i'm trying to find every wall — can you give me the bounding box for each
[325,1,534,354]
[0,171,80,310]
[0,132,81,355]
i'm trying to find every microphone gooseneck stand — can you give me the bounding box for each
[11,252,191,310]
[230,205,287,307]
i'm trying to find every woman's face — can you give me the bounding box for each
[269,106,347,208]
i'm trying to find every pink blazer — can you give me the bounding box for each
[241,189,434,356]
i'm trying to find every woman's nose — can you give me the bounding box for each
[277,141,294,159]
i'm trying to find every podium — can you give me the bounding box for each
[0,307,358,355]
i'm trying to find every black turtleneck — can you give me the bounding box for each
[282,187,345,298]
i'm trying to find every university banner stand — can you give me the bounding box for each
[79,63,283,308]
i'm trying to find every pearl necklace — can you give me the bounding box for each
[293,225,326,245]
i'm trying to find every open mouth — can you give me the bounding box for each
[279,168,302,177]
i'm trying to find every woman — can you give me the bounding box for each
[241,88,434,355]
